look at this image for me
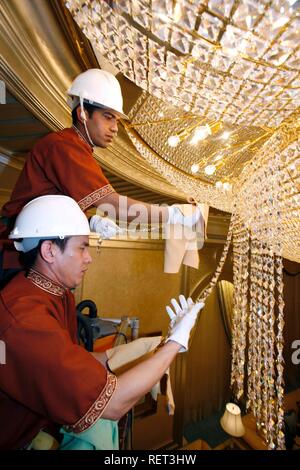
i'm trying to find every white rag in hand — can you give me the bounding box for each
[164,203,209,273]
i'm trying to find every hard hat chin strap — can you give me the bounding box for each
[83,120,95,148]
[79,94,95,148]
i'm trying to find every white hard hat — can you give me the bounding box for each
[67,69,128,120]
[9,195,90,252]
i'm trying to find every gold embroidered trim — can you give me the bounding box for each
[78,184,115,211]
[65,373,117,434]
[27,269,66,297]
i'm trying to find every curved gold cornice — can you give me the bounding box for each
[0,0,185,200]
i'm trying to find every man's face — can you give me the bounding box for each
[52,235,92,289]
[87,108,120,147]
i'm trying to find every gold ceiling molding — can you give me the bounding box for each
[0,0,185,200]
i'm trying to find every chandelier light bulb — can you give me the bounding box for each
[221,131,231,140]
[191,163,200,174]
[215,181,223,189]
[167,135,180,147]
[190,125,211,145]
[204,164,216,175]
[223,182,232,191]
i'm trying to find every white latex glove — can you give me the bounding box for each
[167,205,201,228]
[165,295,205,352]
[90,215,124,239]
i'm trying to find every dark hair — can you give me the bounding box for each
[19,237,70,272]
[72,103,99,125]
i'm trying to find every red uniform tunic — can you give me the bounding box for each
[0,269,117,449]
[0,127,115,268]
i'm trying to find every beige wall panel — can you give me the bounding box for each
[80,241,183,337]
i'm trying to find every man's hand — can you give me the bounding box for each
[90,215,124,239]
[165,295,205,352]
[167,205,201,228]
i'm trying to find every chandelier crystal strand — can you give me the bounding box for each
[231,215,249,400]
[267,247,276,448]
[274,254,285,450]
[262,242,276,449]
[196,218,233,305]
[231,125,289,449]
[256,242,266,439]
[273,157,285,449]
[263,149,283,449]
[254,240,264,433]
[230,214,243,397]
[247,236,260,416]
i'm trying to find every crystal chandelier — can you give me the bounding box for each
[65,0,300,449]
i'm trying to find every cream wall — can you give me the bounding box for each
[77,238,184,338]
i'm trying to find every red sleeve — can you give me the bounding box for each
[42,137,115,211]
[2,309,117,433]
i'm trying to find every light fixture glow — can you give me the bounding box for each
[168,135,180,147]
[220,403,245,438]
[190,125,211,145]
[223,182,232,191]
[204,164,216,175]
[221,131,231,140]
[191,163,199,174]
